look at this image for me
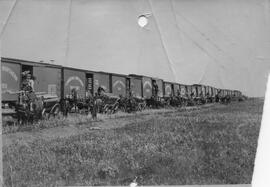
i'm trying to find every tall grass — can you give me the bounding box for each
[3,99,263,186]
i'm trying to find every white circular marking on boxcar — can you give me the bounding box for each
[165,85,172,94]
[113,80,125,88]
[143,81,152,89]
[2,66,18,81]
[65,76,84,87]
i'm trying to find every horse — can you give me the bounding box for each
[16,92,44,125]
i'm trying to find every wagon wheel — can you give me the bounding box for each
[48,104,60,118]
[138,103,142,111]
[16,110,28,125]
[103,104,110,114]
[139,102,146,111]
[17,114,24,126]
[112,102,119,114]
[41,108,49,120]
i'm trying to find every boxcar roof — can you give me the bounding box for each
[164,81,177,85]
[192,84,206,87]
[63,66,95,73]
[129,74,150,79]
[1,57,62,68]
[102,71,127,77]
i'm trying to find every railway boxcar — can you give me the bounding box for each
[205,86,211,96]
[110,73,127,97]
[21,60,62,97]
[152,78,164,97]
[173,83,180,96]
[231,90,234,96]
[201,85,206,97]
[33,63,62,97]
[221,89,225,97]
[93,72,110,94]
[212,88,215,96]
[213,88,218,96]
[191,85,197,97]
[1,59,21,102]
[211,87,215,96]
[2,58,62,98]
[233,90,237,97]
[142,76,153,98]
[129,76,143,98]
[63,68,86,99]
[218,89,222,97]
[192,84,203,97]
[225,90,228,96]
[164,82,174,97]
[129,74,153,98]
[186,85,192,97]
[232,90,235,97]
[235,90,242,97]
[236,90,240,97]
[228,90,231,96]
[223,90,226,97]
[224,90,227,97]
[180,84,187,97]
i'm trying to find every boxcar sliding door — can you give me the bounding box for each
[33,66,62,97]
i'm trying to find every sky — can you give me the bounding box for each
[1,0,270,97]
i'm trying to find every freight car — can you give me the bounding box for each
[1,57,244,121]
[2,58,61,121]
[163,81,174,98]
[204,86,213,103]
[192,84,206,104]
[128,74,166,108]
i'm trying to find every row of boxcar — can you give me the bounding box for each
[1,57,242,108]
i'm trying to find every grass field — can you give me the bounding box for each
[2,98,263,186]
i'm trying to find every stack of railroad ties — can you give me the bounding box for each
[1,57,245,123]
